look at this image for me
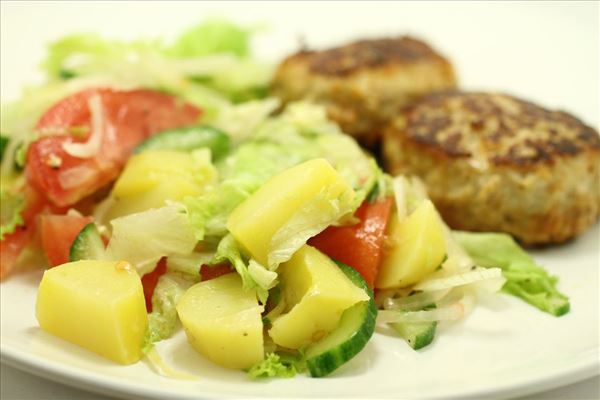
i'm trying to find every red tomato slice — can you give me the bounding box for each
[308,197,394,288]
[142,257,168,312]
[0,188,51,280]
[27,88,201,207]
[40,214,94,267]
[200,263,234,281]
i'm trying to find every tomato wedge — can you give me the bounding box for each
[200,263,234,281]
[27,88,201,207]
[308,197,394,288]
[141,257,168,312]
[40,214,94,267]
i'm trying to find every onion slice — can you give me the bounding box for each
[377,302,465,324]
[383,288,451,311]
[413,267,503,292]
[392,176,408,221]
[62,94,107,158]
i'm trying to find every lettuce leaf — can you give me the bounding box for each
[453,231,570,316]
[142,272,197,352]
[247,353,300,379]
[167,18,253,58]
[0,135,8,161]
[213,234,268,303]
[268,185,355,268]
[184,141,319,240]
[40,20,270,107]
[0,190,25,240]
[185,102,378,241]
[105,205,198,275]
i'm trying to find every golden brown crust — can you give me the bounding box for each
[383,91,600,245]
[271,37,457,148]
[399,91,600,165]
[296,37,450,77]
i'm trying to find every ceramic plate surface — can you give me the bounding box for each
[1,2,598,399]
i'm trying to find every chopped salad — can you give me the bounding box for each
[0,20,570,378]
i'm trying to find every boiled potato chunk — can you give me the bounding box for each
[227,158,352,267]
[269,245,368,349]
[36,260,147,364]
[107,150,215,219]
[376,200,447,289]
[176,273,264,369]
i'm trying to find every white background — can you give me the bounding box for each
[1,1,598,399]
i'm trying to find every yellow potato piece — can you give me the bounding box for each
[176,274,264,370]
[108,150,215,219]
[227,158,351,267]
[36,260,147,364]
[376,200,447,289]
[269,245,368,349]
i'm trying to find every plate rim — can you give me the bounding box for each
[2,339,599,400]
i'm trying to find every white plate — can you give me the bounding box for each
[1,1,599,399]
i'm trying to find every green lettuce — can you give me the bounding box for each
[453,231,570,316]
[0,135,8,161]
[212,234,269,304]
[185,102,378,241]
[247,353,300,379]
[184,141,319,240]
[0,190,25,240]
[167,18,253,58]
[142,272,197,352]
[268,185,355,268]
[40,19,270,107]
[105,205,198,275]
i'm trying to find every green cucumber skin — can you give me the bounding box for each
[306,300,377,377]
[69,223,105,262]
[134,125,230,159]
[304,262,377,378]
[391,321,437,350]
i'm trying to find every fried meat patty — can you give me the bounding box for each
[271,37,457,148]
[383,92,600,245]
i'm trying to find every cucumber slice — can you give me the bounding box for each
[391,321,437,350]
[69,223,106,262]
[134,125,230,159]
[304,261,377,377]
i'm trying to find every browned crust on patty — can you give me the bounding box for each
[293,37,451,77]
[271,37,457,148]
[383,91,600,245]
[397,91,600,166]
